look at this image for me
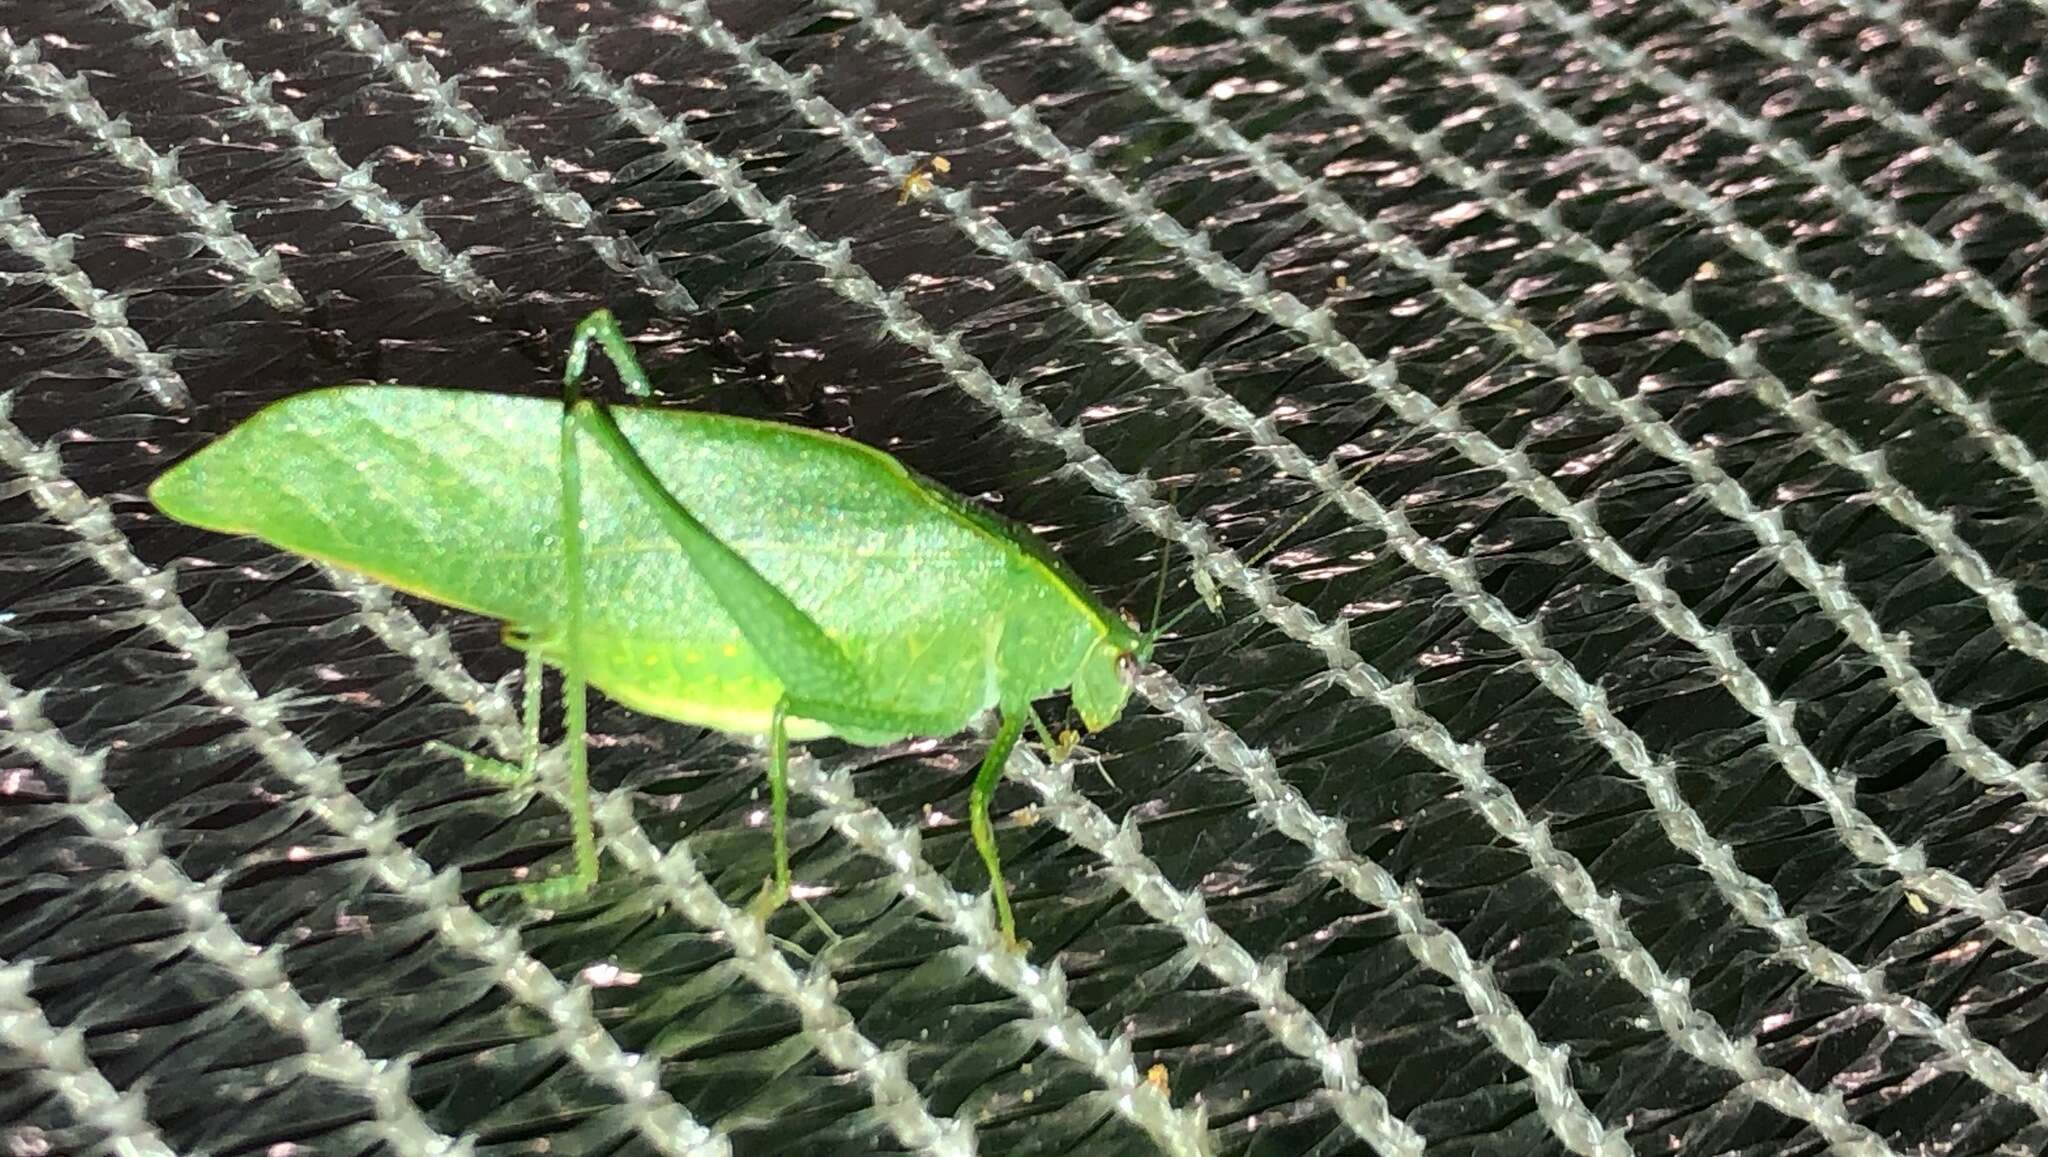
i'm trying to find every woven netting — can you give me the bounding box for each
[3,0,2047,1154]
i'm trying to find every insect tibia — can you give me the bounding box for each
[484,863,601,909]
[564,308,654,400]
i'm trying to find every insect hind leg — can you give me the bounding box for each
[454,326,642,910]
[468,394,603,909]
[565,307,653,400]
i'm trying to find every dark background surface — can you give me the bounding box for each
[2,1,2047,1154]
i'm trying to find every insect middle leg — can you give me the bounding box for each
[971,708,1028,945]
[746,698,795,921]
[427,647,545,786]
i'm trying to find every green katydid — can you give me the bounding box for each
[147,308,1157,942]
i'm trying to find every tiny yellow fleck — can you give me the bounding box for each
[721,643,740,658]
[1335,274,1349,290]
[684,651,701,664]
[1145,1063,1169,1095]
[1049,728,1082,762]
[898,155,950,204]
[1696,260,1720,280]
[1906,891,1929,915]
[1010,804,1040,828]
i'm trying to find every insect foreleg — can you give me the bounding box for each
[564,308,653,399]
[1027,704,1070,758]
[970,709,1028,946]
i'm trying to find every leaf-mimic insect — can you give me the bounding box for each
[149,309,1150,943]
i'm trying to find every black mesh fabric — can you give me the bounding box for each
[2,1,2046,1155]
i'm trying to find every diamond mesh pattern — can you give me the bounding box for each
[3,1,2047,1155]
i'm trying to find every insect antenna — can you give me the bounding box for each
[1147,532,1172,632]
[1134,535,1203,660]
[1238,453,1375,571]
[1135,476,1199,659]
[1138,600,1205,660]
[1139,450,1377,657]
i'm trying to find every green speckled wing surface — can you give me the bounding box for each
[149,385,1116,741]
